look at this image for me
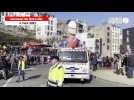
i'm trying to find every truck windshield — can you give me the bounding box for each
[58,51,87,63]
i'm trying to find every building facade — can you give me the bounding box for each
[36,15,57,44]
[76,32,96,52]
[75,19,88,33]
[89,26,104,57]
[123,27,134,54]
[66,19,88,34]
[57,21,68,41]
[102,24,122,57]
[111,25,122,56]
[57,21,67,34]
[89,23,122,57]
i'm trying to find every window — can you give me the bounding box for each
[48,26,49,30]
[107,45,109,50]
[107,27,110,30]
[107,38,110,43]
[51,21,53,25]
[91,34,94,38]
[47,32,49,36]
[58,51,87,63]
[48,19,50,25]
[107,32,110,36]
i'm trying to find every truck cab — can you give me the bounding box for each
[57,48,91,82]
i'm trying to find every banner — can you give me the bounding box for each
[4,16,48,25]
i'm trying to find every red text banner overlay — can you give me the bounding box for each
[4,16,48,25]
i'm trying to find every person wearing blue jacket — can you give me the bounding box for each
[91,55,97,71]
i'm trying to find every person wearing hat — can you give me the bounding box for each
[47,56,64,87]
[16,56,26,82]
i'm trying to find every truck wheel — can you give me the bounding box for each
[85,75,93,83]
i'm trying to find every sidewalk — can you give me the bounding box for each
[91,69,134,86]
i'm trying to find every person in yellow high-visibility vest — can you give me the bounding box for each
[16,56,26,82]
[47,56,64,87]
[23,54,28,67]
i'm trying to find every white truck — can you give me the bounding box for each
[57,48,92,82]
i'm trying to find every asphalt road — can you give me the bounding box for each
[0,64,133,87]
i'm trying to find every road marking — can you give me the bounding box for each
[2,77,13,87]
[25,67,36,71]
